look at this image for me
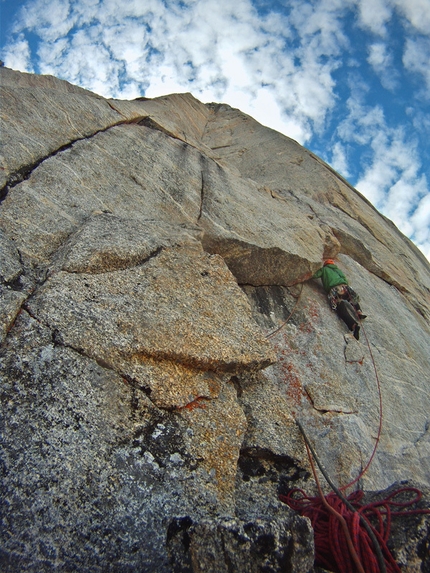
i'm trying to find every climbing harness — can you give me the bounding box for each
[266,287,430,572]
[328,284,360,311]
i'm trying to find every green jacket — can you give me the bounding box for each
[312,264,348,293]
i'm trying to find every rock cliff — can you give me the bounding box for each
[1,67,429,572]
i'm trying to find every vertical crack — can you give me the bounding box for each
[198,170,205,221]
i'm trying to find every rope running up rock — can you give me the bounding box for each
[265,283,304,340]
[268,291,430,572]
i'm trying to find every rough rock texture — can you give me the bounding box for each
[166,514,314,572]
[361,482,430,573]
[1,68,429,572]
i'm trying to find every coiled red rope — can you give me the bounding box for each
[281,482,429,573]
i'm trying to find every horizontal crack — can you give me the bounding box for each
[49,332,159,404]
[62,245,165,275]
[304,387,357,415]
[240,446,296,465]
[132,347,273,376]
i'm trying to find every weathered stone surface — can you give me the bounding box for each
[167,515,315,573]
[0,285,26,343]
[56,213,202,273]
[0,69,142,191]
[28,243,275,408]
[0,124,203,267]
[199,156,333,285]
[0,229,22,283]
[1,311,160,571]
[243,259,430,491]
[0,229,26,342]
[129,92,214,153]
[0,312,258,572]
[1,68,430,572]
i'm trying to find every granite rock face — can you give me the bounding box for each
[1,68,429,572]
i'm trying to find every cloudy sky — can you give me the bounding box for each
[1,0,430,259]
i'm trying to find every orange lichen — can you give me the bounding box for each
[271,334,306,408]
[283,362,305,406]
[177,396,208,412]
[306,299,320,320]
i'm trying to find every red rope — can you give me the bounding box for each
[340,321,383,492]
[280,486,430,573]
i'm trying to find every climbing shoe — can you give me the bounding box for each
[358,312,367,320]
[353,324,360,340]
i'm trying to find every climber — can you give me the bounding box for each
[312,259,366,340]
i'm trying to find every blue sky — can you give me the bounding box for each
[1,0,430,259]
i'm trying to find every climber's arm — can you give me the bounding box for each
[312,267,323,280]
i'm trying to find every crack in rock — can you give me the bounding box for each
[0,117,148,206]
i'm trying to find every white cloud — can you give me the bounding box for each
[384,175,427,231]
[403,37,430,94]
[411,193,430,258]
[355,124,430,255]
[367,42,386,66]
[392,0,430,36]
[17,0,75,42]
[356,156,397,207]
[359,171,430,259]
[367,42,398,90]
[355,0,430,39]
[37,27,125,97]
[330,141,351,177]
[3,34,34,72]
[334,90,430,257]
[356,128,420,205]
[337,96,386,147]
[288,0,351,54]
[355,0,392,35]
